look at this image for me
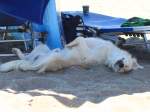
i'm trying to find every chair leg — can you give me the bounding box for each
[2,26,8,40]
[30,29,36,49]
[32,32,38,48]
[2,27,5,40]
[22,33,29,51]
[142,33,149,49]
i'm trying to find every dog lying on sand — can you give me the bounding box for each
[0,37,143,73]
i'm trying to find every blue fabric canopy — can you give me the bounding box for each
[0,0,63,49]
[0,0,49,24]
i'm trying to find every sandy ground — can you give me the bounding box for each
[1,0,150,112]
[0,48,150,112]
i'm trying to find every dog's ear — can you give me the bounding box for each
[132,58,144,70]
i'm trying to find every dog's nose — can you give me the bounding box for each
[115,60,124,68]
[119,62,124,68]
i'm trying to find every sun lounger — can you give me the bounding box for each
[63,11,150,49]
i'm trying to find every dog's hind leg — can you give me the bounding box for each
[36,52,66,73]
[12,48,25,60]
[11,47,38,61]
[0,59,41,72]
[0,60,26,72]
[18,61,44,72]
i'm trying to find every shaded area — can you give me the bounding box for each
[0,47,150,108]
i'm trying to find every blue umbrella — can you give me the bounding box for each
[0,0,49,24]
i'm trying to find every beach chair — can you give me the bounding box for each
[0,0,67,50]
[62,11,150,49]
[0,0,51,56]
[0,12,34,56]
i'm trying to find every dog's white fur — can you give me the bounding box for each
[0,37,143,73]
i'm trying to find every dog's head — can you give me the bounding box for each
[113,57,143,73]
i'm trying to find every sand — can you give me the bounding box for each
[0,47,150,112]
[1,0,150,112]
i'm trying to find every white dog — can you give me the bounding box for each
[0,37,143,73]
